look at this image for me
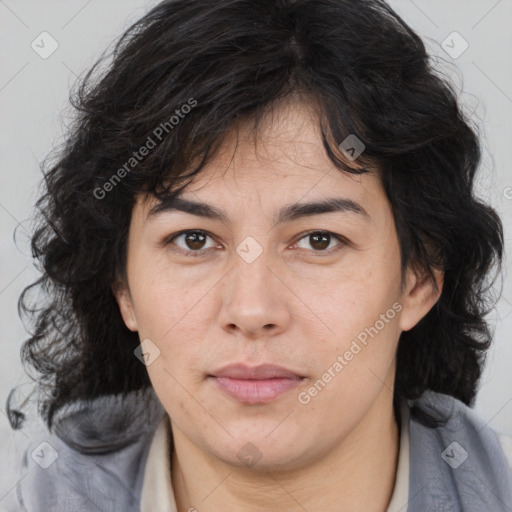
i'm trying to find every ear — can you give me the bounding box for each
[112,280,139,332]
[399,266,444,332]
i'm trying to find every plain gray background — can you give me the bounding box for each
[1,0,511,505]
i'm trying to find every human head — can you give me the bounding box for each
[13,0,502,437]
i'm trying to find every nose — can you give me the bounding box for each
[217,248,292,340]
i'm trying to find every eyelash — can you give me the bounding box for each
[164,229,348,258]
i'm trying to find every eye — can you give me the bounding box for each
[166,230,218,256]
[293,230,346,254]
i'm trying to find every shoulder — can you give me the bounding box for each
[497,432,512,473]
[409,390,500,429]
[13,388,165,512]
[406,390,512,509]
[411,390,510,436]
[409,390,511,457]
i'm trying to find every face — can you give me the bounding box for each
[115,97,442,471]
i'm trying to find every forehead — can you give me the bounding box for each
[142,98,383,214]
[191,97,371,180]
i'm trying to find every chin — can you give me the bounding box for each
[217,442,306,473]
[205,424,309,470]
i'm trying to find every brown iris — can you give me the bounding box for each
[308,232,331,251]
[184,231,207,250]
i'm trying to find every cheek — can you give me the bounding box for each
[310,269,402,386]
[129,279,211,395]
[130,265,202,338]
[145,364,211,437]
[321,271,400,338]
[303,297,401,417]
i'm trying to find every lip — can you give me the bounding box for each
[209,364,305,404]
[211,363,304,380]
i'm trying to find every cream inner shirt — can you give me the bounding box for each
[140,400,512,512]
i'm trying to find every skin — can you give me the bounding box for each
[114,96,443,512]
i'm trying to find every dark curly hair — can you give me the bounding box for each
[9,0,504,431]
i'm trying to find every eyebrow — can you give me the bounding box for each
[148,195,370,225]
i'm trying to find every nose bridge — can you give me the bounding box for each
[218,234,290,336]
[232,235,278,302]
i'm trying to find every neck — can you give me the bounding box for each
[171,390,400,512]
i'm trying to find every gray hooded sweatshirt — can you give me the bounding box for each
[8,388,512,511]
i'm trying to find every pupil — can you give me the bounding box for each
[186,231,205,250]
[311,233,329,250]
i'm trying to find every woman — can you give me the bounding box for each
[7,0,512,510]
